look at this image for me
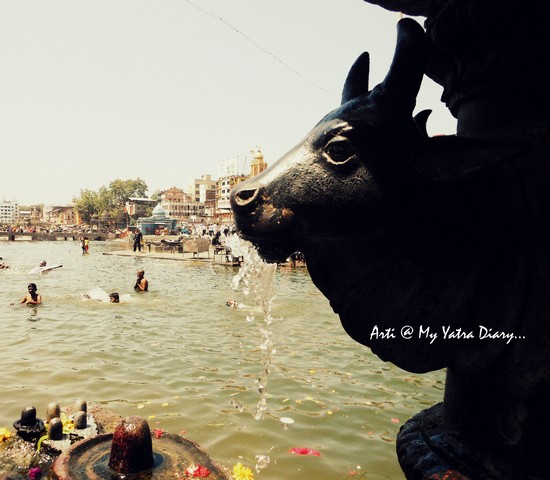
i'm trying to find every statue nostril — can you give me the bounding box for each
[235,188,258,206]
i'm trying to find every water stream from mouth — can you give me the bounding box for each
[224,234,277,474]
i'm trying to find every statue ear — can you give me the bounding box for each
[413,136,525,181]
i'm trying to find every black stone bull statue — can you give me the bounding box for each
[231,17,550,480]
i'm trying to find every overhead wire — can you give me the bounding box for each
[182,0,336,99]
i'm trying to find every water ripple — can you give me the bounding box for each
[0,240,444,479]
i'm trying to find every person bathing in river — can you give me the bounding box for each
[109,292,120,303]
[134,269,148,292]
[19,283,42,305]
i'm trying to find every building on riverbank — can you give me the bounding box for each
[0,199,19,224]
[43,205,77,225]
[136,203,177,235]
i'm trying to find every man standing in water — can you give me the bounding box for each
[20,283,42,305]
[134,269,148,292]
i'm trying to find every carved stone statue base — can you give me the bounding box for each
[397,404,541,480]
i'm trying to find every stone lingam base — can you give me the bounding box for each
[0,406,230,480]
[52,416,231,480]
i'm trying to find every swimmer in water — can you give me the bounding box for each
[30,261,62,274]
[134,269,148,292]
[19,283,42,305]
[226,300,238,308]
[226,299,244,309]
[109,292,120,303]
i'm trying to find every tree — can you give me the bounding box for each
[108,179,148,224]
[150,189,162,203]
[109,179,148,207]
[73,190,101,224]
[73,178,149,226]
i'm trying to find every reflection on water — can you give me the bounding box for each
[26,306,40,322]
[0,240,445,479]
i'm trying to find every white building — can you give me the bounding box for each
[216,149,267,213]
[159,187,201,220]
[0,200,19,224]
[217,155,252,179]
[188,174,217,204]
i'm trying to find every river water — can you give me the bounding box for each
[0,240,444,479]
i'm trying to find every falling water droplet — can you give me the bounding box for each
[255,454,270,472]
[225,234,279,475]
[225,234,277,421]
[231,398,244,413]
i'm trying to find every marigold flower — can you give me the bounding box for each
[232,463,255,480]
[0,427,12,442]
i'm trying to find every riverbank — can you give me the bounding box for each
[0,232,114,242]
[103,249,214,262]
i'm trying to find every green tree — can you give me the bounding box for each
[73,190,101,224]
[108,179,148,223]
[109,179,148,207]
[73,178,149,226]
[150,189,162,203]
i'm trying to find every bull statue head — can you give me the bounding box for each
[230,18,524,375]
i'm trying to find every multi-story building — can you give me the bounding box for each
[125,197,156,218]
[18,206,42,227]
[216,148,268,220]
[0,199,19,224]
[217,175,248,212]
[159,187,201,220]
[43,205,77,225]
[188,174,217,204]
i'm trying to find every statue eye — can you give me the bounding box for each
[324,138,357,165]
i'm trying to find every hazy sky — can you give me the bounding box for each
[0,0,456,206]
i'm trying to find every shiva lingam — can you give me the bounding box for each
[41,400,98,455]
[52,416,230,479]
[46,402,61,423]
[12,406,45,442]
[69,399,98,438]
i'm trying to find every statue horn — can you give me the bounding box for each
[341,52,370,104]
[380,18,426,113]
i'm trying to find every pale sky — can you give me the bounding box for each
[0,0,456,206]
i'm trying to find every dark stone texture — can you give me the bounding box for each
[231,2,550,478]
